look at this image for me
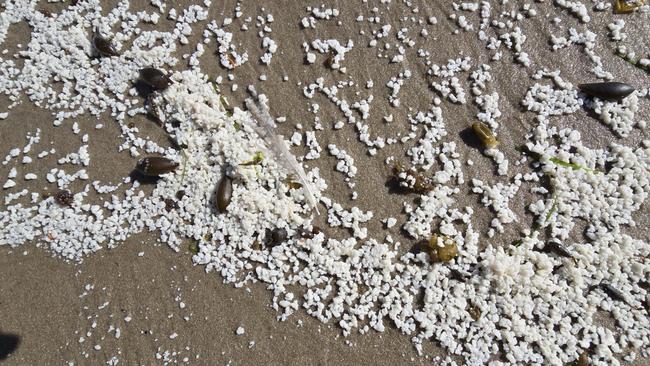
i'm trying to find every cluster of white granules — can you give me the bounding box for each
[0,1,649,366]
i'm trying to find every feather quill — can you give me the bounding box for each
[244,89,320,214]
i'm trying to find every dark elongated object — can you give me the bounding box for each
[543,240,574,260]
[92,34,118,57]
[139,68,172,91]
[598,282,627,303]
[135,156,178,176]
[216,176,233,213]
[578,82,634,100]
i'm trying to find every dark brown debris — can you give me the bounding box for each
[135,156,179,177]
[54,189,74,206]
[92,34,119,57]
[215,175,233,214]
[139,67,172,91]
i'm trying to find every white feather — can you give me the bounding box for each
[244,90,320,215]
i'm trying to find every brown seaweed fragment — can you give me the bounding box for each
[54,189,74,206]
[614,0,646,13]
[472,122,499,149]
[392,162,434,193]
[427,235,458,263]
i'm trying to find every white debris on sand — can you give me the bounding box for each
[0,2,648,366]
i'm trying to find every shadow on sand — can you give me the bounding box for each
[0,332,20,360]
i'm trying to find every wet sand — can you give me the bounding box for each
[0,1,649,365]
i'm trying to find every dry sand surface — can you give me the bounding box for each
[0,0,649,365]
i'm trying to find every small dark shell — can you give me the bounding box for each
[578,82,634,100]
[135,156,179,176]
[267,228,287,247]
[140,68,172,91]
[92,34,119,57]
[54,189,74,206]
[216,176,233,213]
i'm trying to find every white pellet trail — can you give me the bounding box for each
[0,1,648,366]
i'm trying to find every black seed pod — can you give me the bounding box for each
[92,34,119,57]
[135,156,178,176]
[139,68,172,91]
[578,82,634,100]
[267,228,287,247]
[543,240,574,260]
[54,189,74,206]
[216,176,233,213]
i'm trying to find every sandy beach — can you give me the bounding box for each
[1,0,649,365]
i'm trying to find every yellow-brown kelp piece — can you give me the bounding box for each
[427,235,458,263]
[614,0,646,13]
[392,162,435,193]
[472,122,499,149]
